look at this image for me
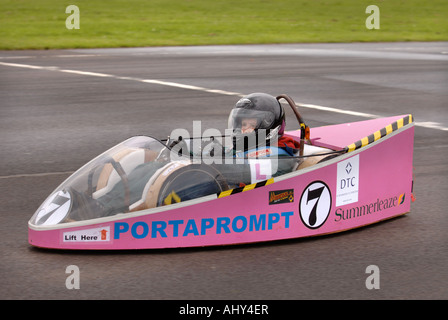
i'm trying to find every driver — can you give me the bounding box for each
[228,92,301,156]
[218,93,302,187]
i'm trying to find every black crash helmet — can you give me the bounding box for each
[228,93,285,151]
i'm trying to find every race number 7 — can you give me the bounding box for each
[306,186,325,226]
[299,181,332,229]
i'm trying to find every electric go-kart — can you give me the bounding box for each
[28,94,415,250]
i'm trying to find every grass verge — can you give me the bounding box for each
[0,0,447,50]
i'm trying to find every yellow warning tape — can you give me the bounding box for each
[218,178,274,198]
[345,114,413,153]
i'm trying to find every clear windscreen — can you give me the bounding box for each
[30,136,173,226]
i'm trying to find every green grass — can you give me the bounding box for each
[0,0,447,50]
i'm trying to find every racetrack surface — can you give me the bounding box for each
[1,42,447,300]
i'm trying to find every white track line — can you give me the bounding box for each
[141,79,242,96]
[1,61,447,131]
[297,103,378,119]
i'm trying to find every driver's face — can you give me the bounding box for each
[241,118,257,133]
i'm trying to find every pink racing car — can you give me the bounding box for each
[28,94,415,250]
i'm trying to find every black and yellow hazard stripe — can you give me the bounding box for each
[218,178,274,198]
[345,114,413,153]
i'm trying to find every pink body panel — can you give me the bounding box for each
[28,116,414,250]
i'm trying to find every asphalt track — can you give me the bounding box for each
[1,42,447,300]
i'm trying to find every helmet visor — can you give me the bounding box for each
[228,108,276,134]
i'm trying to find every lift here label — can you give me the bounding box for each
[63,226,110,243]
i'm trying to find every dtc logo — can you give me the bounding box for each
[336,155,359,206]
[299,181,332,229]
